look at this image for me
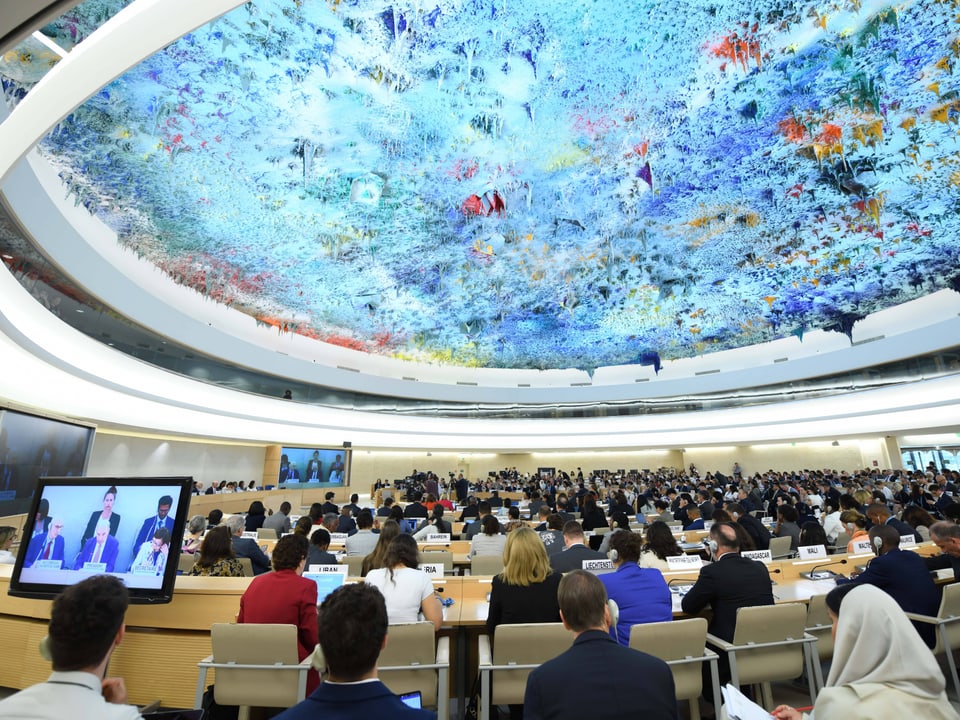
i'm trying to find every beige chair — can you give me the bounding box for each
[833,531,851,552]
[238,557,254,577]
[471,555,504,576]
[805,593,834,663]
[906,582,960,699]
[340,554,365,576]
[257,528,278,540]
[378,622,450,720]
[194,624,312,720]
[707,603,821,708]
[421,550,454,574]
[769,536,793,560]
[477,623,571,720]
[179,553,197,573]
[629,617,719,720]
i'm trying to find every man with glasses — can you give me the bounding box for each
[25,519,65,568]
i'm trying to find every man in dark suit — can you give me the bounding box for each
[403,492,429,519]
[524,570,677,720]
[681,522,774,704]
[24,517,65,567]
[727,502,771,550]
[463,501,493,540]
[927,520,960,575]
[549,521,606,573]
[274,583,434,720]
[836,524,939,646]
[225,514,271,575]
[321,491,339,516]
[866,503,922,543]
[73,520,120,572]
[131,495,175,557]
[455,474,469,503]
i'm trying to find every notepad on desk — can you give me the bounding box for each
[721,683,772,720]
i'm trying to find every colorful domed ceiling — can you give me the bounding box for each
[2,0,959,374]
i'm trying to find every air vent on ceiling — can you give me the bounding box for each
[336,365,360,373]
[402,376,418,381]
[570,382,592,386]
[695,369,720,375]
[774,357,788,363]
[517,383,530,387]
[634,378,649,382]
[456,381,478,386]
[851,335,885,346]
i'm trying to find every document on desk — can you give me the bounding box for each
[721,684,773,720]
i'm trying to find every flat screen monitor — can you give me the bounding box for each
[9,476,192,604]
[0,407,94,516]
[277,446,351,487]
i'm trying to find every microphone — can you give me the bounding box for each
[668,577,695,586]
[802,558,848,580]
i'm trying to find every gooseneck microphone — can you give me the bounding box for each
[804,558,848,579]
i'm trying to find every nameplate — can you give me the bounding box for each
[329,533,349,543]
[81,562,107,573]
[308,564,347,574]
[582,559,615,571]
[666,554,703,569]
[34,559,63,570]
[741,549,772,563]
[419,563,444,578]
[899,535,918,549]
[425,534,451,545]
[132,567,159,576]
[703,521,714,531]
[852,539,874,554]
[798,544,827,560]
[241,531,258,539]
[761,517,773,525]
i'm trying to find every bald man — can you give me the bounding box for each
[681,522,774,705]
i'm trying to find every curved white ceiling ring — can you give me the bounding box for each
[0,0,245,187]
[6,146,960,405]
[2,254,960,451]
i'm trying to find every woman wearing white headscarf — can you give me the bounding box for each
[773,584,958,719]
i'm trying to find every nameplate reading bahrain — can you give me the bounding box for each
[582,559,615,571]
[797,544,827,560]
[666,554,703,569]
[740,549,772,563]
[852,539,874,554]
[419,563,444,578]
[425,533,451,544]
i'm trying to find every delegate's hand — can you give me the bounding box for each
[101,677,129,705]
[771,704,802,720]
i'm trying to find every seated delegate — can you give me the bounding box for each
[364,534,443,631]
[599,530,671,646]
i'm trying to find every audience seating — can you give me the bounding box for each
[194,623,312,720]
[476,623,571,720]
[470,555,504,576]
[707,603,821,708]
[804,593,834,664]
[339,555,364,576]
[629,617,719,720]
[421,550,454,574]
[906,582,960,699]
[179,553,197,573]
[378,622,450,720]
[238,557,254,577]
[257,528,278,540]
[769,536,793,560]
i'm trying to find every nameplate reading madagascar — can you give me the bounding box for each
[741,549,772,563]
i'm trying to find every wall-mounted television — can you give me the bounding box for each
[277,446,351,488]
[0,407,95,516]
[9,477,192,604]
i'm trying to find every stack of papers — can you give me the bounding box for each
[721,684,773,720]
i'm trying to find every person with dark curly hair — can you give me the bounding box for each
[0,575,140,718]
[274,583,434,719]
[186,526,244,577]
[638,520,682,570]
[238,533,320,693]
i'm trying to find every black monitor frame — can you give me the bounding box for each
[8,476,192,604]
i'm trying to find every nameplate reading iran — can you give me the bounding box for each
[582,559,614,571]
[899,536,918,549]
[425,533,451,544]
[741,549,772,563]
[852,539,874,554]
[308,564,346,574]
[798,544,827,560]
[666,554,703,569]
[419,563,444,578]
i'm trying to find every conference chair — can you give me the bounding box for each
[421,550,454,574]
[470,555,504,576]
[906,582,960,699]
[378,622,451,720]
[476,623,571,720]
[179,553,197,573]
[707,603,821,708]
[257,528,278,540]
[805,593,834,664]
[769,536,793,560]
[629,617,719,720]
[194,624,312,720]
[238,557,254,577]
[339,554,364,576]
[833,531,850,552]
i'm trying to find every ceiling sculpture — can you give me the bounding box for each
[2,0,959,375]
